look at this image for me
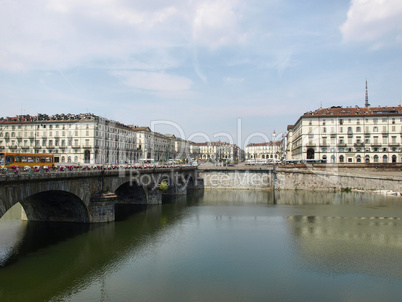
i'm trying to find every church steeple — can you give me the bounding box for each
[365,80,370,107]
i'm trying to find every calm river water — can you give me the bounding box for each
[1,190,402,301]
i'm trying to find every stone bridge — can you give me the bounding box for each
[0,166,201,223]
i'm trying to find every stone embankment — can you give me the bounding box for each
[198,165,402,196]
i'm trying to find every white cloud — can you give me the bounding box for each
[111,70,193,92]
[340,0,402,44]
[192,0,247,48]
[0,0,247,72]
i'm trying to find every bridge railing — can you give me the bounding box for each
[0,164,196,180]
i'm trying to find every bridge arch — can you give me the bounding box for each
[115,182,147,204]
[20,190,90,223]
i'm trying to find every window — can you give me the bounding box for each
[373,126,378,132]
[356,127,361,132]
[373,118,378,124]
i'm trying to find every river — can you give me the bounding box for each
[1,190,402,301]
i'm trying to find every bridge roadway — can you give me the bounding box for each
[0,166,199,223]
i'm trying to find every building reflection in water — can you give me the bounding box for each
[201,189,272,205]
[286,213,402,278]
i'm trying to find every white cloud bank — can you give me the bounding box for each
[340,0,402,45]
[0,0,247,72]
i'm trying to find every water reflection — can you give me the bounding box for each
[275,190,401,206]
[0,201,190,302]
[287,214,402,279]
[201,189,272,205]
[0,204,27,267]
[1,190,402,301]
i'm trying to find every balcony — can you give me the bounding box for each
[47,145,55,149]
[306,142,316,147]
[371,143,381,147]
[389,143,400,147]
[337,143,347,147]
[354,143,364,147]
[0,146,4,149]
[34,145,41,149]
[72,145,81,149]
[21,145,30,149]
[83,145,91,148]
[9,145,18,149]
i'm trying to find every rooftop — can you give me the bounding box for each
[246,141,281,147]
[303,105,402,118]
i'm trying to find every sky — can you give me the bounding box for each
[1,0,402,147]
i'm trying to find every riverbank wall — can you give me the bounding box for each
[197,167,402,194]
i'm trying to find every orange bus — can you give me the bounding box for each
[0,152,55,168]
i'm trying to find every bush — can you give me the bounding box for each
[159,181,168,191]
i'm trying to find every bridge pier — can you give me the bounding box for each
[146,189,162,204]
[89,193,117,223]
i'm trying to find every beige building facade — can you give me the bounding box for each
[286,105,402,163]
[0,113,138,165]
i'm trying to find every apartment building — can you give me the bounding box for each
[0,113,138,165]
[286,105,402,163]
[196,141,242,163]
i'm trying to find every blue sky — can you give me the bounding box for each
[1,0,402,146]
